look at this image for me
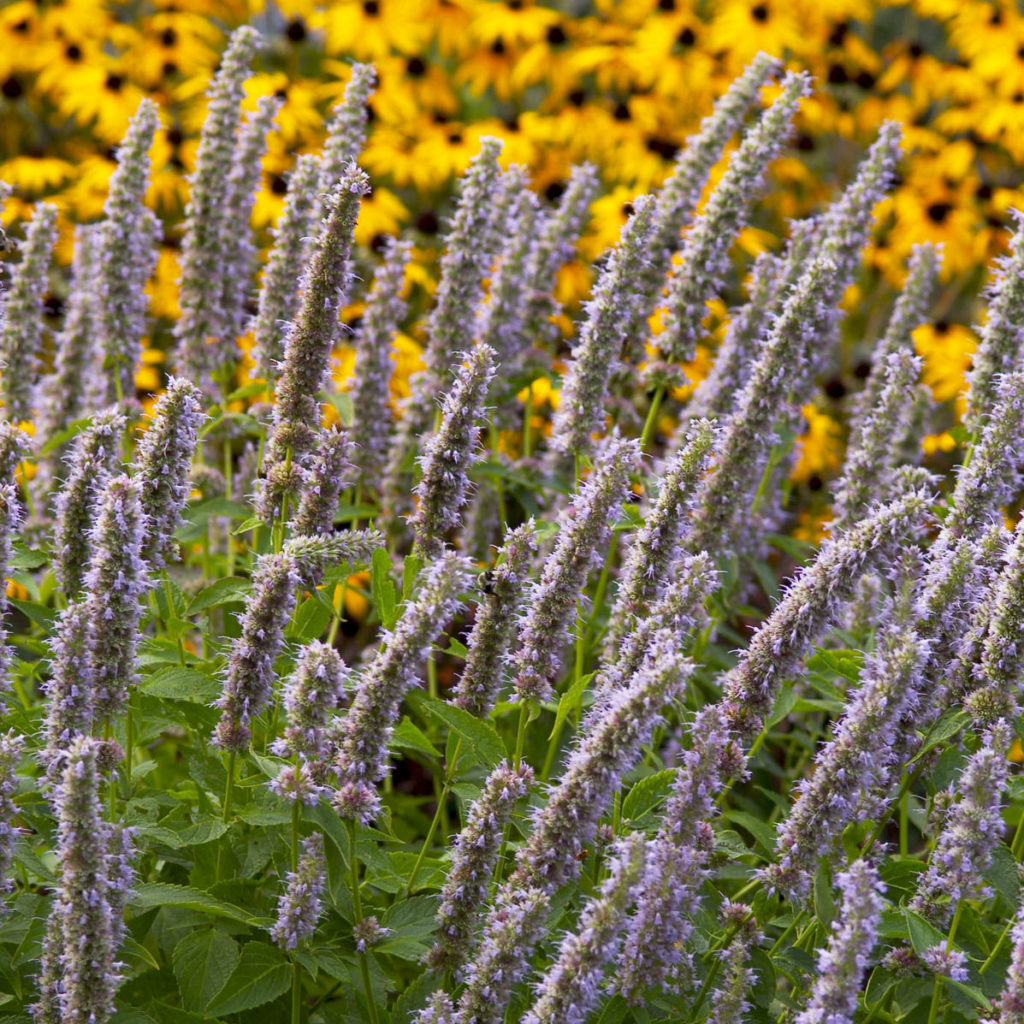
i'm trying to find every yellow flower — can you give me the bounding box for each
[912,322,976,404]
[322,0,428,61]
[790,403,842,485]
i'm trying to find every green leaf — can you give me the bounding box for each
[812,859,835,928]
[172,930,240,1013]
[403,553,424,601]
[767,685,798,729]
[371,548,398,630]
[806,649,863,684]
[186,578,251,616]
[622,768,675,823]
[9,544,47,571]
[322,390,354,427]
[390,717,440,758]
[205,941,291,1016]
[913,708,970,761]
[410,693,504,769]
[905,909,946,956]
[720,810,776,856]
[37,414,93,456]
[548,670,593,742]
[226,381,269,402]
[984,842,1020,905]
[139,666,221,703]
[130,883,257,925]
[176,818,229,846]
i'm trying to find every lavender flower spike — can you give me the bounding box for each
[429,760,533,972]
[0,731,22,908]
[0,484,22,690]
[41,602,95,781]
[0,202,58,424]
[85,475,149,719]
[215,551,302,751]
[33,737,131,1024]
[632,52,782,339]
[410,344,496,559]
[721,480,933,738]
[684,256,838,559]
[453,521,538,717]
[550,197,657,457]
[762,625,927,900]
[333,552,470,822]
[965,518,1024,723]
[793,860,885,1024]
[51,407,127,596]
[966,211,1024,433]
[94,98,160,405]
[523,837,646,1024]
[910,719,1011,926]
[259,165,370,522]
[832,349,922,532]
[218,93,282,359]
[606,418,715,655]
[318,63,376,200]
[291,427,354,538]
[512,437,639,704]
[252,154,321,382]
[348,236,412,496]
[707,906,758,1024]
[270,833,327,949]
[657,70,811,365]
[174,25,261,387]
[132,376,204,569]
[992,905,1024,1024]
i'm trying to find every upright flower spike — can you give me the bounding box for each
[512,437,639,704]
[0,202,58,425]
[423,137,505,377]
[456,639,692,1024]
[410,344,496,559]
[521,163,599,351]
[217,93,282,361]
[41,602,95,781]
[605,419,715,655]
[259,166,370,522]
[940,370,1024,545]
[429,760,534,972]
[347,236,412,496]
[617,704,743,1000]
[793,861,885,1024]
[656,71,811,365]
[270,833,327,950]
[966,212,1024,434]
[317,63,376,200]
[0,484,21,691]
[550,196,657,458]
[964,519,1024,723]
[522,837,646,1024]
[849,243,940,443]
[215,551,302,751]
[631,52,782,340]
[762,626,927,900]
[910,720,1011,926]
[36,225,103,451]
[706,906,758,1024]
[685,216,818,423]
[454,886,549,1024]
[452,521,538,717]
[36,737,131,1024]
[333,552,470,822]
[992,905,1024,1024]
[290,427,354,538]
[721,481,933,738]
[0,422,29,484]
[93,98,160,405]
[52,407,127,597]
[831,350,923,532]
[131,376,204,569]
[252,153,321,382]
[174,25,261,388]
[0,731,22,908]
[684,256,838,558]
[84,475,148,719]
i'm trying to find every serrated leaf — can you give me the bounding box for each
[913,708,969,762]
[622,768,675,823]
[983,842,1020,905]
[548,670,593,742]
[139,666,221,703]
[390,717,440,758]
[205,941,291,1016]
[767,685,798,729]
[186,578,251,616]
[905,909,946,956]
[130,883,256,925]
[172,930,240,1013]
[806,648,863,684]
[410,693,504,769]
[721,810,776,855]
[176,818,229,846]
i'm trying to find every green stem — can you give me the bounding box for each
[640,384,666,451]
[513,702,529,769]
[405,737,462,896]
[222,751,236,823]
[522,389,534,459]
[290,796,301,1024]
[348,819,379,1024]
[926,903,962,1024]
